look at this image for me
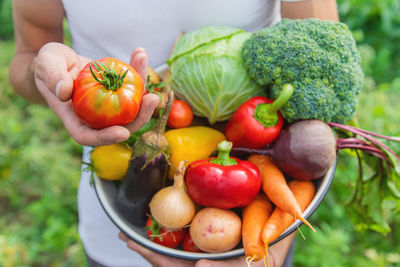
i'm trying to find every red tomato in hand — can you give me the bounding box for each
[72,57,144,129]
[167,100,193,128]
[182,231,203,252]
[145,216,186,248]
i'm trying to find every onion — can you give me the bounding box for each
[149,161,195,229]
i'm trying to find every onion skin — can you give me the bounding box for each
[272,119,337,180]
[149,186,195,229]
[149,161,195,229]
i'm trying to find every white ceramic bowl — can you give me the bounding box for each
[92,64,336,260]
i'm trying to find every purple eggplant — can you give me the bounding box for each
[116,92,174,226]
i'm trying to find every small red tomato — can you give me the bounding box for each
[182,231,203,253]
[167,100,193,128]
[145,216,186,248]
[72,57,144,129]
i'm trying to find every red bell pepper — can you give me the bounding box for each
[225,84,294,149]
[185,141,261,209]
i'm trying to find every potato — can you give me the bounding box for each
[189,207,242,253]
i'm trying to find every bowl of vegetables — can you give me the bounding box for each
[94,156,336,261]
[92,62,337,260]
[91,19,370,261]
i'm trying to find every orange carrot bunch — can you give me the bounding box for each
[242,155,316,266]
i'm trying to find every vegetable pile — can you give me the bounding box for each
[83,18,400,263]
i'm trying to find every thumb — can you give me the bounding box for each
[52,74,74,102]
[130,47,149,84]
[34,43,82,101]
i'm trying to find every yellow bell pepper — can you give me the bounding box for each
[91,143,132,181]
[164,126,226,179]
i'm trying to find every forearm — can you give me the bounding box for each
[9,50,46,104]
[281,0,339,21]
[10,0,65,104]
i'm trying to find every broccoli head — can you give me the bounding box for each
[242,18,364,123]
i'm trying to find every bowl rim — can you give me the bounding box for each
[92,63,337,260]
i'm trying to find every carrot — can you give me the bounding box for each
[242,193,274,265]
[262,180,315,243]
[248,154,315,232]
[261,180,315,267]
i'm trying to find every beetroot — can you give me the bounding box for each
[232,119,400,181]
[272,120,336,180]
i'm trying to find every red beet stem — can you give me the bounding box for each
[337,137,369,146]
[231,147,273,157]
[328,122,400,162]
[338,143,388,161]
[340,124,400,142]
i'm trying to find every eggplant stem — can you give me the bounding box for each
[153,91,174,134]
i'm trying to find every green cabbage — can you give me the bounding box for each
[167,26,265,124]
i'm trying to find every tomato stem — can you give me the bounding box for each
[89,61,129,91]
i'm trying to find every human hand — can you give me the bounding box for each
[119,231,297,267]
[118,232,195,267]
[33,43,159,146]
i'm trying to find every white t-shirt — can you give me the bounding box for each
[61,0,281,266]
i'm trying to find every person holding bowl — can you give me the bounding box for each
[9,0,339,266]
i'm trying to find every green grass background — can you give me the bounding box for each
[1,0,400,266]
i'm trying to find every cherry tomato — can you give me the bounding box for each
[145,216,186,248]
[72,57,144,129]
[182,231,203,253]
[90,143,132,181]
[167,100,194,129]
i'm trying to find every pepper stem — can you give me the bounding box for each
[210,141,237,166]
[254,84,294,128]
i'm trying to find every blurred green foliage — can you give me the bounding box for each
[0,40,86,266]
[0,0,400,266]
[339,0,400,83]
[0,0,13,40]
[294,1,400,266]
